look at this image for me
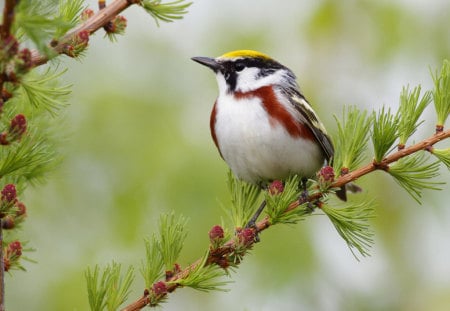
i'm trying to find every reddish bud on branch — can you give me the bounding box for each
[7,241,22,257]
[152,281,168,296]
[237,228,256,247]
[3,240,23,271]
[1,88,12,102]
[104,15,128,35]
[10,114,27,136]
[15,201,26,217]
[319,166,335,182]
[77,30,90,42]
[317,166,335,189]
[2,215,15,229]
[0,133,7,145]
[1,114,28,144]
[17,48,33,72]
[209,225,225,250]
[81,9,95,21]
[1,184,17,204]
[62,31,90,57]
[268,180,284,195]
[209,225,224,241]
[165,263,182,280]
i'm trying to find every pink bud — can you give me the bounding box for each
[10,114,27,137]
[238,228,255,246]
[81,8,94,21]
[105,15,127,34]
[268,180,284,195]
[1,89,12,102]
[152,281,168,296]
[173,263,181,274]
[63,45,75,57]
[0,132,8,145]
[209,225,224,242]
[1,184,17,203]
[63,31,89,57]
[114,15,127,32]
[318,166,335,183]
[340,167,349,176]
[77,30,90,43]
[8,240,22,257]
[18,48,32,70]
[15,201,26,217]
[2,215,15,229]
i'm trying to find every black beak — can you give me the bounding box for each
[191,56,222,71]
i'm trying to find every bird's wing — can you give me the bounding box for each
[284,87,334,162]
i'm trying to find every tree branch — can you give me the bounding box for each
[0,3,21,300]
[30,0,140,67]
[121,296,148,311]
[0,0,19,93]
[0,221,4,311]
[285,128,450,212]
[339,128,449,186]
[0,0,18,40]
[122,128,450,310]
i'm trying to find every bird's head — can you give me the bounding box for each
[192,50,296,95]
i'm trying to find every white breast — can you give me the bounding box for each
[213,94,324,185]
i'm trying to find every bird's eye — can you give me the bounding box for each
[235,62,245,72]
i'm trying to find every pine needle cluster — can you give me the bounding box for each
[333,107,371,173]
[86,262,134,311]
[141,0,192,27]
[138,212,229,307]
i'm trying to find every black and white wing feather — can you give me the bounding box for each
[284,86,335,162]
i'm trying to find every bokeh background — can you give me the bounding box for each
[6,0,450,310]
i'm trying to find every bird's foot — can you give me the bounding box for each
[300,177,315,213]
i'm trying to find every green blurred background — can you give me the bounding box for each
[6,0,450,310]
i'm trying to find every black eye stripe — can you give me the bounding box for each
[220,57,289,93]
[223,71,237,93]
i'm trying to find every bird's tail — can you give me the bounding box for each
[335,183,362,201]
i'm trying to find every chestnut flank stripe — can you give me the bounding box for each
[234,86,315,141]
[210,100,223,158]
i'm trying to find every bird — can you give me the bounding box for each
[192,50,346,201]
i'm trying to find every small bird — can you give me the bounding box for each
[192,50,344,200]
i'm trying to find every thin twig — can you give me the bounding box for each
[1,0,18,39]
[0,2,19,308]
[0,0,19,96]
[0,221,4,311]
[121,294,149,311]
[30,0,140,67]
